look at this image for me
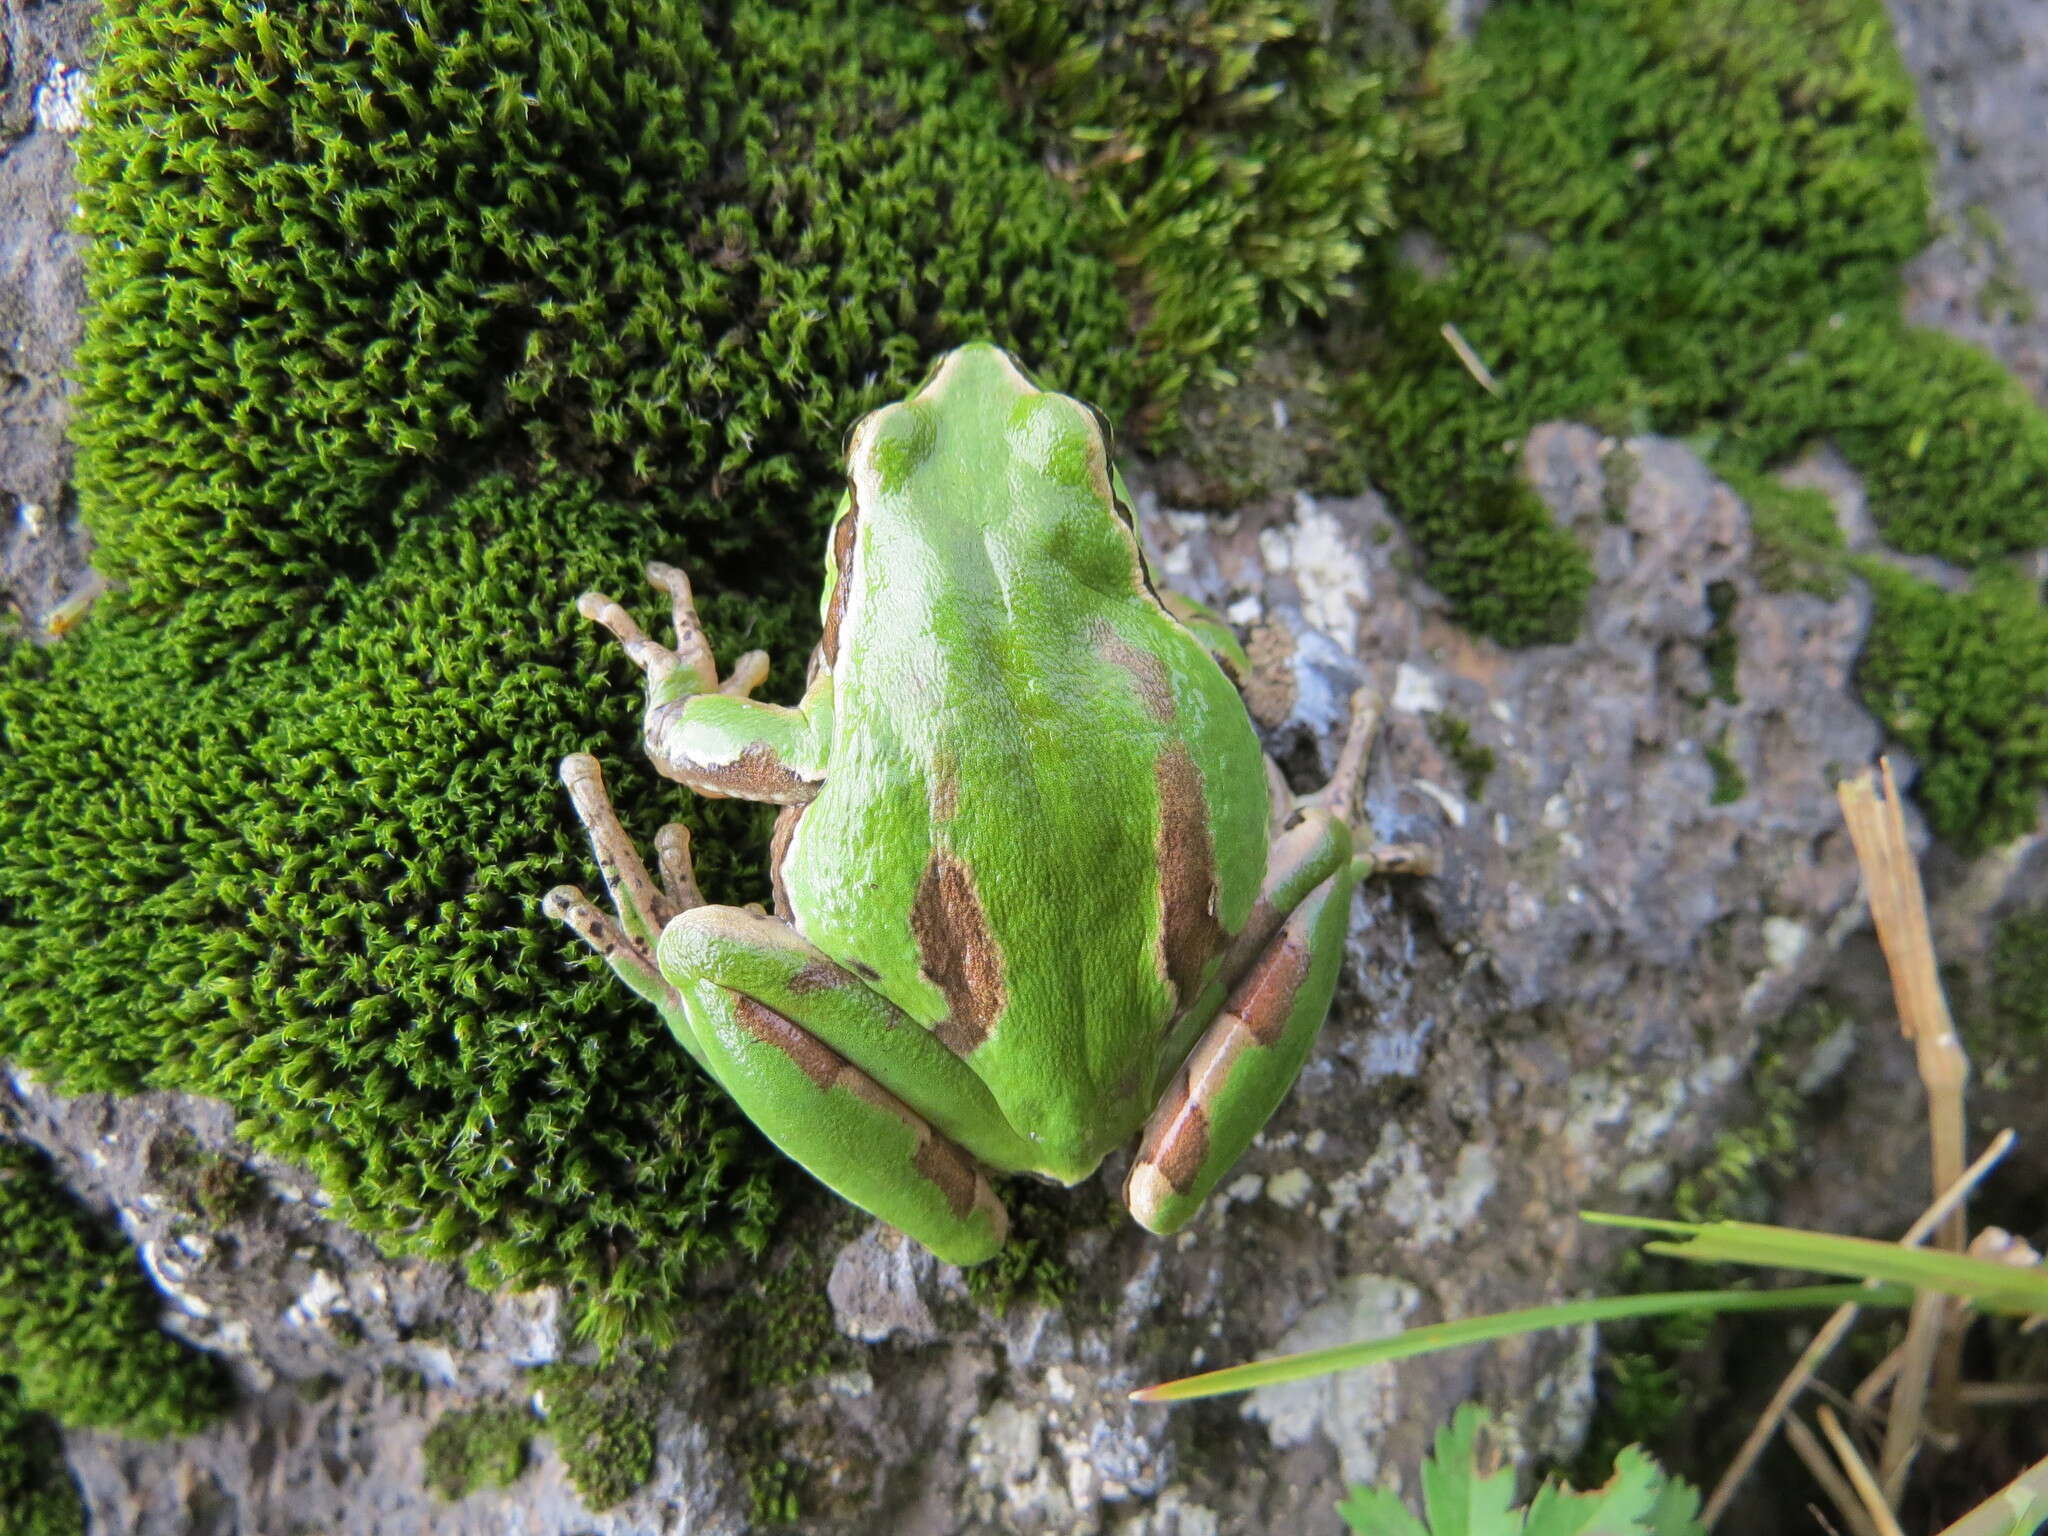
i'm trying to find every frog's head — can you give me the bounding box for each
[843,343,1143,589]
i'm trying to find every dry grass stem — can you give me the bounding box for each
[1440,322,1503,396]
[1701,1127,2018,1527]
[1956,1383,2048,1408]
[1818,1405,1910,1536]
[1875,1289,1943,1501]
[1837,760,1971,1434]
[1787,1413,1886,1536]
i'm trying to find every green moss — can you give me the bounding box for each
[920,0,1468,409]
[1428,713,1496,801]
[721,1243,858,1393]
[421,1405,532,1501]
[1958,906,2048,1071]
[1717,467,1848,599]
[0,1378,84,1536]
[1704,738,1746,806]
[1324,0,2048,655]
[146,1135,263,1225]
[1702,582,1740,707]
[2,0,1141,1348]
[1853,561,2048,852]
[746,1452,805,1528]
[963,1175,1113,1317]
[533,1353,664,1512]
[0,1138,233,1437]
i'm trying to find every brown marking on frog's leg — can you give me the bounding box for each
[787,960,844,994]
[833,1073,999,1227]
[767,801,806,921]
[819,506,861,667]
[1123,1073,1211,1218]
[733,995,842,1089]
[558,753,679,942]
[1126,866,1354,1234]
[662,741,818,804]
[1155,744,1226,1006]
[912,848,1008,1056]
[1093,618,1176,723]
[1231,929,1313,1046]
[727,992,1008,1243]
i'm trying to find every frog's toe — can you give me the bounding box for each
[654,822,705,912]
[577,590,678,682]
[558,753,680,939]
[543,884,675,1009]
[720,649,771,698]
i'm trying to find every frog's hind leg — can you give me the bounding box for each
[1126,686,1431,1234]
[1124,856,1358,1235]
[657,907,1023,1267]
[546,752,1017,1265]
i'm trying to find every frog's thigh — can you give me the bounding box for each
[1124,862,1358,1235]
[657,907,1013,1266]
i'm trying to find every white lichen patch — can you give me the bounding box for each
[1264,1168,1314,1210]
[33,60,90,134]
[1392,663,1444,714]
[282,1267,347,1329]
[1318,1124,1497,1246]
[1257,494,1370,652]
[1561,1055,1742,1168]
[1242,1274,1420,1487]
[1762,916,1810,969]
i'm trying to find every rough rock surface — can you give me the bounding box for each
[1893,0,2048,402]
[2,2,2047,1534]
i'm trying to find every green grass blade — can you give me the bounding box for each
[1131,1284,1905,1403]
[1584,1213,2048,1314]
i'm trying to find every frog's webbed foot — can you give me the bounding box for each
[544,752,702,1012]
[577,563,769,699]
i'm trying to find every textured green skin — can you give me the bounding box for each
[585,344,1368,1262]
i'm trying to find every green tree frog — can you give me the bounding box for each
[544,343,1428,1265]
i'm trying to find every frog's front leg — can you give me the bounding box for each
[546,755,1028,1266]
[579,562,829,804]
[1125,690,1432,1234]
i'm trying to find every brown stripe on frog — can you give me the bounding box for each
[819,504,861,668]
[786,959,847,994]
[839,1074,1003,1230]
[732,995,840,1090]
[1092,618,1176,724]
[911,847,1007,1056]
[767,802,806,922]
[1133,1071,1211,1197]
[1155,744,1226,1006]
[1226,928,1313,1047]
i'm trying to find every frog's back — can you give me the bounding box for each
[774,349,1271,1181]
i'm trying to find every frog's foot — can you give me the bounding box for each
[578,561,767,700]
[544,752,701,1011]
[644,562,771,698]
